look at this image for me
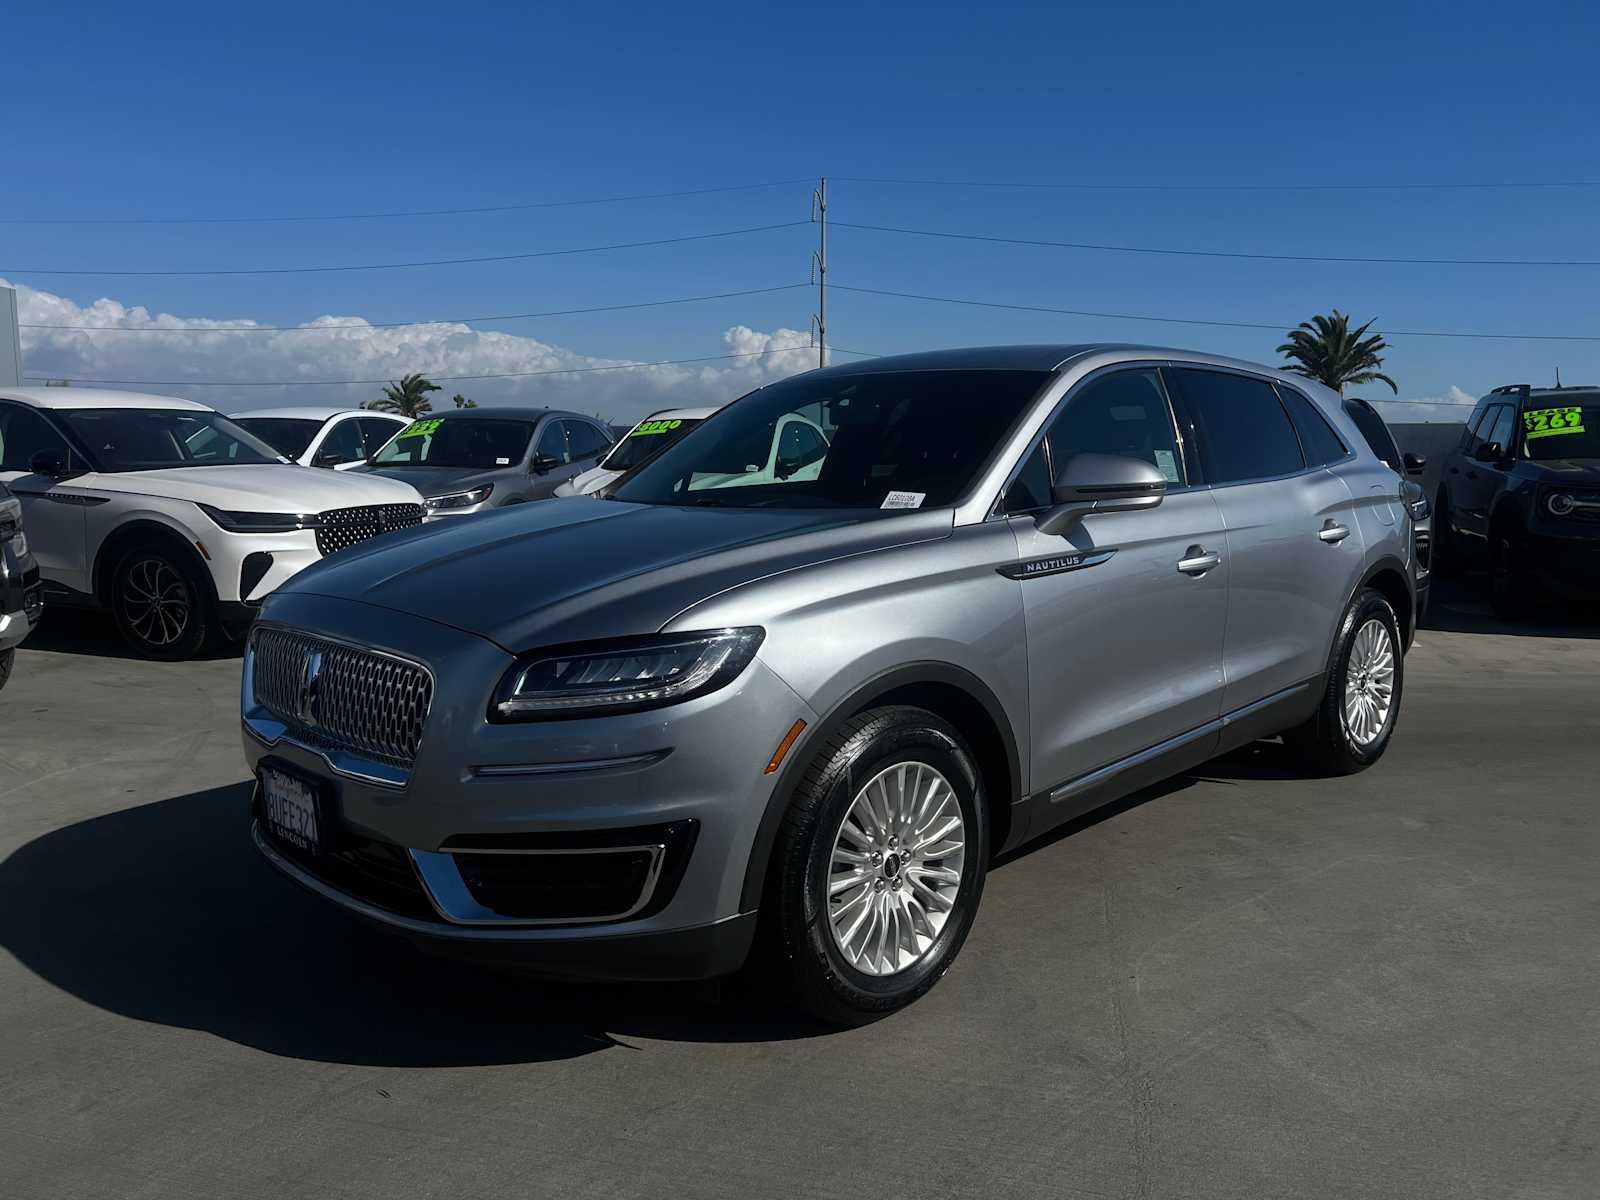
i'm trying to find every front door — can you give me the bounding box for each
[0,402,91,594]
[1008,367,1229,800]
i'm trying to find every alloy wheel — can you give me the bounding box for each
[826,760,967,977]
[121,556,192,649]
[1342,617,1396,747]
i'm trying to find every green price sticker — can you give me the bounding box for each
[633,418,684,436]
[398,417,444,438]
[1524,406,1585,440]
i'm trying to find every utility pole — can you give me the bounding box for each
[811,177,827,369]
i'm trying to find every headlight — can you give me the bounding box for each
[426,484,493,511]
[198,504,320,533]
[8,530,27,558]
[492,628,765,721]
[1547,492,1576,517]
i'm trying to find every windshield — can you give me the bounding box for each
[601,417,705,471]
[233,417,322,460]
[611,369,1051,510]
[371,416,535,468]
[1521,401,1600,461]
[58,409,285,471]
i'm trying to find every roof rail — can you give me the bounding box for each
[1490,384,1531,396]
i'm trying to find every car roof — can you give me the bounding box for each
[805,343,1300,381]
[230,406,404,422]
[1527,387,1600,402]
[0,386,213,412]
[420,406,596,422]
[634,406,717,424]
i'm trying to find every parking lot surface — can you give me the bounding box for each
[2,584,1597,1199]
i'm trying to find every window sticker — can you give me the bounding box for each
[633,418,684,436]
[1524,406,1585,440]
[1153,449,1180,483]
[398,417,443,438]
[495,457,511,465]
[881,490,926,510]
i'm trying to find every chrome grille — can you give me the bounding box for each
[315,503,424,557]
[250,626,432,768]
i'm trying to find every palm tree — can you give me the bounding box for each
[452,393,478,408]
[366,373,441,416]
[1277,311,1397,395]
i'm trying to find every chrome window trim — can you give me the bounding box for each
[409,843,669,927]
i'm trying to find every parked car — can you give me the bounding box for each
[0,387,426,660]
[232,407,409,470]
[1343,396,1431,622]
[359,407,614,516]
[555,406,715,497]
[1434,384,1600,617]
[0,480,42,690]
[242,345,1414,1023]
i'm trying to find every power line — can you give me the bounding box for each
[20,283,809,333]
[0,221,809,277]
[22,344,878,389]
[832,220,1600,268]
[835,174,1600,193]
[832,282,1600,342]
[0,179,815,225]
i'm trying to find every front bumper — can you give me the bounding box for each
[0,539,43,652]
[241,591,814,979]
[1524,521,1600,596]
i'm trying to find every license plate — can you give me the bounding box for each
[260,767,322,856]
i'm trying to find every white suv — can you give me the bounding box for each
[232,407,410,469]
[0,387,426,659]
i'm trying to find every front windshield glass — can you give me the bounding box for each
[1521,401,1600,461]
[601,417,705,471]
[234,417,322,460]
[611,369,1050,510]
[371,416,535,468]
[58,409,284,471]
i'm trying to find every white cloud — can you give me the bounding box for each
[1367,385,1477,423]
[1,278,818,421]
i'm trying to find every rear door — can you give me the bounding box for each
[1008,366,1229,799]
[1168,367,1364,712]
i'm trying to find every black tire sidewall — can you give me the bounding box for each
[779,708,989,1021]
[111,545,212,661]
[1328,591,1404,768]
[0,647,12,690]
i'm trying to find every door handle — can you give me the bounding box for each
[1177,546,1221,576]
[1318,521,1351,543]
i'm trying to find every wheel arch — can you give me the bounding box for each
[93,518,219,609]
[1352,556,1415,653]
[738,661,1023,912]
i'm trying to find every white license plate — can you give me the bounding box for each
[261,767,321,854]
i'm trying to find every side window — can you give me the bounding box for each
[1004,443,1053,513]
[1485,406,1518,455]
[316,418,365,465]
[1045,369,1185,486]
[0,404,74,472]
[566,421,611,461]
[536,420,570,465]
[357,417,402,457]
[1277,385,1350,467]
[1341,400,1403,473]
[1171,368,1304,484]
[1461,404,1495,453]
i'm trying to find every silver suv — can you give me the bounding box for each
[242,345,1414,1023]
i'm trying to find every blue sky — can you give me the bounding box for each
[4,0,1597,419]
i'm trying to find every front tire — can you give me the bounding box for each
[1285,589,1403,776]
[0,647,12,691]
[767,706,989,1025]
[110,544,216,661]
[1489,520,1540,622]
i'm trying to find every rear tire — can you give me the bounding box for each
[110,543,217,661]
[1285,589,1403,776]
[765,705,989,1025]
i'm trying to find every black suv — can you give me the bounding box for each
[1435,384,1600,617]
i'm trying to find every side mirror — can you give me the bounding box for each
[1036,453,1167,537]
[1403,451,1426,475]
[312,450,346,468]
[530,454,561,475]
[1473,441,1505,464]
[28,448,69,477]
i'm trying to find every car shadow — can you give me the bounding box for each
[1421,575,1599,639]
[0,783,831,1066]
[20,607,246,661]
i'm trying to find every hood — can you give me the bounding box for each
[355,464,508,498]
[275,498,954,651]
[1524,458,1600,483]
[76,465,423,511]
